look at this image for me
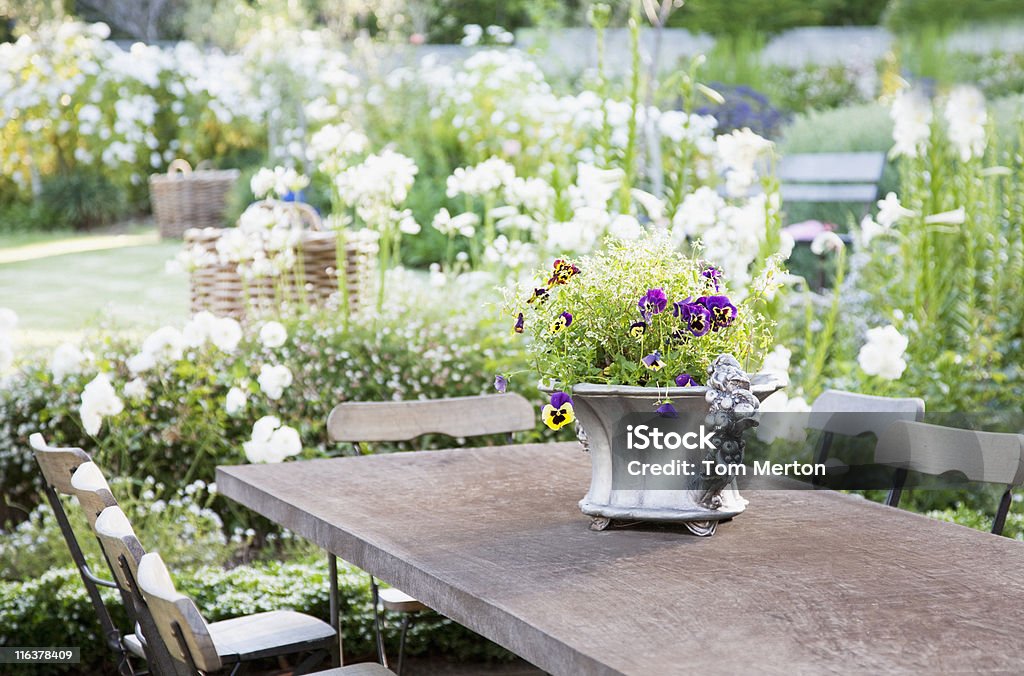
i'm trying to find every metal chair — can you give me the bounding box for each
[29,433,146,676]
[87,501,338,675]
[325,393,536,674]
[875,421,1024,535]
[807,390,925,485]
[134,550,394,676]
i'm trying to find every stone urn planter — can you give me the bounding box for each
[559,354,784,536]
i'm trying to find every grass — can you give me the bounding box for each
[0,239,188,350]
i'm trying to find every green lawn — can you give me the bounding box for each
[0,240,189,350]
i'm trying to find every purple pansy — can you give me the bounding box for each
[494,374,508,393]
[656,402,679,418]
[675,373,698,387]
[629,320,647,338]
[642,351,665,371]
[699,295,737,330]
[513,312,524,333]
[673,299,712,337]
[702,267,722,291]
[550,312,574,334]
[638,288,668,316]
[527,287,550,305]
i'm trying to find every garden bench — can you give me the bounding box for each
[778,151,887,209]
[325,393,536,674]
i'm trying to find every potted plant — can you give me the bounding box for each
[501,233,784,535]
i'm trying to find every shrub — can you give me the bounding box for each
[884,0,1024,32]
[36,171,130,230]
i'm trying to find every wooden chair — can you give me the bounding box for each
[875,421,1024,535]
[29,433,143,676]
[88,503,340,675]
[325,393,536,674]
[807,390,925,486]
[134,550,393,676]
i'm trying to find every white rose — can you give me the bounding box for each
[257,364,293,400]
[243,415,302,463]
[259,321,288,349]
[51,343,86,383]
[210,317,243,352]
[857,325,909,381]
[225,386,247,416]
[80,373,124,436]
[123,378,149,400]
[182,311,217,348]
[756,391,811,444]
[126,351,157,375]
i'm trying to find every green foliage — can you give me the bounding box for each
[668,0,884,36]
[37,170,130,230]
[503,233,776,388]
[884,0,1024,32]
[928,503,1024,541]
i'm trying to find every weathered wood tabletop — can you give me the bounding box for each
[216,442,1024,675]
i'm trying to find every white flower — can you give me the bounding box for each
[890,89,932,159]
[607,214,643,241]
[0,340,12,373]
[630,189,665,222]
[141,326,185,363]
[857,215,886,247]
[51,343,86,382]
[225,386,248,416]
[715,128,772,197]
[259,321,288,349]
[760,345,792,387]
[756,391,811,444]
[445,157,515,198]
[944,86,986,162]
[857,325,909,380]
[250,167,277,199]
[572,163,623,209]
[123,378,148,401]
[80,373,124,436]
[210,317,242,352]
[924,207,966,225]
[126,351,157,375]
[671,186,725,240]
[810,231,845,255]
[876,192,916,228]
[257,364,293,400]
[460,24,483,47]
[182,311,217,347]
[398,213,421,235]
[243,415,302,463]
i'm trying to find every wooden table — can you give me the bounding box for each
[217,442,1024,675]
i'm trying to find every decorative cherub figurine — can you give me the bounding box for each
[699,354,760,507]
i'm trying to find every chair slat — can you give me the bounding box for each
[809,390,924,438]
[30,433,92,495]
[777,152,886,183]
[780,183,880,203]
[875,421,1024,486]
[327,393,535,443]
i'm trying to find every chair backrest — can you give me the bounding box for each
[94,506,147,600]
[327,393,535,443]
[875,421,1024,486]
[30,433,92,495]
[70,462,119,527]
[808,389,925,438]
[136,552,222,675]
[778,152,886,205]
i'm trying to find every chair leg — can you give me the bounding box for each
[992,488,1013,536]
[886,468,907,507]
[370,576,389,668]
[396,614,412,676]
[328,553,343,667]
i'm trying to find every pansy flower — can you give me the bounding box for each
[547,259,580,287]
[550,312,574,334]
[675,373,698,387]
[656,402,679,418]
[702,267,722,291]
[629,320,647,338]
[542,391,576,430]
[513,312,525,334]
[527,288,550,305]
[637,288,668,316]
[699,295,737,330]
[642,351,665,371]
[494,374,508,393]
[673,299,712,337]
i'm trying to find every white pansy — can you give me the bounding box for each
[80,373,124,436]
[259,321,288,349]
[51,343,87,382]
[210,317,242,352]
[890,89,932,159]
[810,231,845,255]
[876,192,916,228]
[257,364,293,400]
[123,377,149,400]
[225,386,247,416]
[944,86,986,162]
[243,415,303,463]
[857,325,909,381]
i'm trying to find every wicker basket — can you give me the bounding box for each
[150,159,240,239]
[185,202,377,319]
